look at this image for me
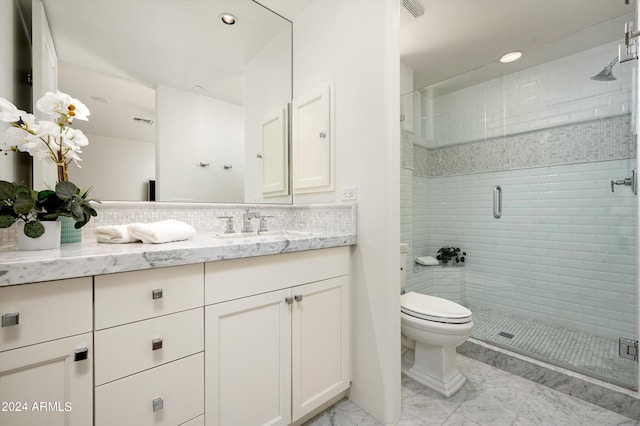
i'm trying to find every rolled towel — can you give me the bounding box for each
[96,224,139,244]
[415,256,439,266]
[127,219,197,244]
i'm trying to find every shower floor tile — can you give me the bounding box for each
[469,307,636,388]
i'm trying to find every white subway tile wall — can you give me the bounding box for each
[427,41,633,148]
[407,159,636,340]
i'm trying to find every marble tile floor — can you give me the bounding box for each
[469,307,636,388]
[303,355,639,426]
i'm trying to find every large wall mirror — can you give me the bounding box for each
[19,0,292,204]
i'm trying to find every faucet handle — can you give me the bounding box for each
[217,216,235,234]
[258,215,273,233]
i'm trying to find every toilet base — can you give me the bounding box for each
[401,341,466,397]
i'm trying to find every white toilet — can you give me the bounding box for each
[400,243,473,397]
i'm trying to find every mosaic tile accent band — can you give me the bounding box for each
[0,202,357,245]
[407,115,635,177]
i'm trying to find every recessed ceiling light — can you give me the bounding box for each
[90,96,110,103]
[220,13,237,25]
[192,85,204,92]
[500,51,523,63]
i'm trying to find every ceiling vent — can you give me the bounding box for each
[402,0,424,18]
[131,117,155,125]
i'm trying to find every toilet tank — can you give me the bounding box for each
[400,243,408,290]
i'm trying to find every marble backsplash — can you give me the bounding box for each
[0,202,357,245]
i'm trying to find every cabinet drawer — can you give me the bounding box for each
[95,308,203,385]
[95,264,204,329]
[205,246,349,304]
[0,278,92,352]
[95,353,204,426]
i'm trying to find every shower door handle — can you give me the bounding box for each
[493,186,502,219]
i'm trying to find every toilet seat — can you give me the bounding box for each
[401,292,472,324]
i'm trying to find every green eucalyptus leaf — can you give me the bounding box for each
[13,194,35,215]
[23,221,45,238]
[55,181,78,200]
[0,181,16,200]
[0,215,16,228]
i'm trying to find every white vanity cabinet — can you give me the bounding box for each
[93,264,205,426]
[0,278,93,426]
[204,247,350,426]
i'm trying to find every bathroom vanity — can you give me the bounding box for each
[0,232,355,426]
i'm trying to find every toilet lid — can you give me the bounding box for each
[401,292,472,324]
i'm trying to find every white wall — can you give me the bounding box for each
[156,85,244,202]
[68,133,154,201]
[244,27,292,203]
[293,1,401,423]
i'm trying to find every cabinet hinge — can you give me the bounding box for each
[619,338,638,362]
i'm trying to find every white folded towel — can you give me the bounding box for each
[127,219,196,244]
[96,224,139,244]
[415,256,439,266]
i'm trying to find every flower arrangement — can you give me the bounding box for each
[0,91,98,238]
[0,91,90,182]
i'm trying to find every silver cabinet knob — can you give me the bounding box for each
[74,347,89,362]
[152,397,164,412]
[294,294,303,302]
[152,289,163,300]
[285,296,293,305]
[1,313,19,327]
[152,338,163,351]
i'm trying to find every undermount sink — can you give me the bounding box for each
[213,230,314,239]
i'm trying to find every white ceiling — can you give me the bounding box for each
[400,0,637,91]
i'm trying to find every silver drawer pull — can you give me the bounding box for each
[152,289,163,300]
[294,294,303,302]
[74,347,89,362]
[152,397,164,412]
[152,338,163,351]
[1,313,19,327]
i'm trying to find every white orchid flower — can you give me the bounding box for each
[0,127,23,151]
[36,90,90,121]
[0,97,23,123]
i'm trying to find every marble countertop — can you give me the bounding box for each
[0,232,357,286]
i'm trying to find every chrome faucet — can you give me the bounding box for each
[242,209,260,233]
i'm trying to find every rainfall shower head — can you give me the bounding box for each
[591,57,619,81]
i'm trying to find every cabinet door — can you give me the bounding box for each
[292,276,350,421]
[205,289,291,426]
[292,84,332,193]
[0,333,93,426]
[261,107,289,197]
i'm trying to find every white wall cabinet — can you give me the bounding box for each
[292,84,333,194]
[0,278,93,426]
[204,247,350,426]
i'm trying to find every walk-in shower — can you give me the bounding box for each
[401,15,638,389]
